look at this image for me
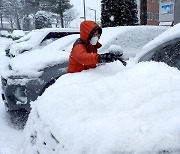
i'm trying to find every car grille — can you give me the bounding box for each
[1,77,7,87]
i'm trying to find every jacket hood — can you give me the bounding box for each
[80,20,102,43]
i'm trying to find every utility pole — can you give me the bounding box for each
[83,0,86,20]
[89,8,96,23]
[140,0,147,25]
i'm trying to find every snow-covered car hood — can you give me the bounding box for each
[134,23,180,62]
[2,34,79,78]
[24,61,180,154]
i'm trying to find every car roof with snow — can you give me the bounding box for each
[98,26,168,59]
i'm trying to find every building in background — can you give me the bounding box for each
[147,0,159,25]
[159,0,175,26]
[174,0,180,24]
[159,0,180,26]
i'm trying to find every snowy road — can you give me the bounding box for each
[0,37,23,154]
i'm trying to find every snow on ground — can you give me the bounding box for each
[0,37,23,154]
[0,102,24,154]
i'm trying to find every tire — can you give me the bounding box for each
[6,109,29,129]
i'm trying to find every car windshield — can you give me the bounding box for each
[14,30,46,45]
[151,38,180,69]
[99,26,168,58]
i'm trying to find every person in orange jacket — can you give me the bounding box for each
[68,20,120,73]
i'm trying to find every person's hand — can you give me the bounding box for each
[99,52,127,66]
[98,53,117,63]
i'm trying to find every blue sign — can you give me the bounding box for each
[161,4,174,14]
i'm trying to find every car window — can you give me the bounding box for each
[40,32,79,44]
[139,38,180,70]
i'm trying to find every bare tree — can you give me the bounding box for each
[63,9,78,28]
[3,0,23,29]
[0,0,4,28]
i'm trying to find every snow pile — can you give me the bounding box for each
[108,44,126,60]
[24,61,180,154]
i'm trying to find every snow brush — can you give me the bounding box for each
[108,45,127,66]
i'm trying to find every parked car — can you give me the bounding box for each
[12,30,26,40]
[1,34,79,114]
[22,54,180,154]
[1,26,168,119]
[136,23,180,70]
[0,30,12,38]
[5,28,80,57]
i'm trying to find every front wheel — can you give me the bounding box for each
[6,109,29,129]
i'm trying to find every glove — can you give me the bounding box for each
[98,53,116,63]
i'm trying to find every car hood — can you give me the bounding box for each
[26,61,180,154]
[7,49,69,77]
[3,34,79,78]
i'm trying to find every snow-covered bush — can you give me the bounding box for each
[34,11,52,29]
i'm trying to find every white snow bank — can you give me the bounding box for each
[25,61,180,154]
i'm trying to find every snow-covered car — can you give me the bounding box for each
[136,23,180,70]
[22,60,180,154]
[1,26,167,119]
[0,30,12,38]
[5,28,80,57]
[12,30,26,40]
[1,34,79,115]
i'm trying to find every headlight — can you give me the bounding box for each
[14,87,27,104]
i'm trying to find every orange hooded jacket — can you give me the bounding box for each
[68,20,102,73]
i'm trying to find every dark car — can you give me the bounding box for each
[1,34,79,123]
[137,23,180,70]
